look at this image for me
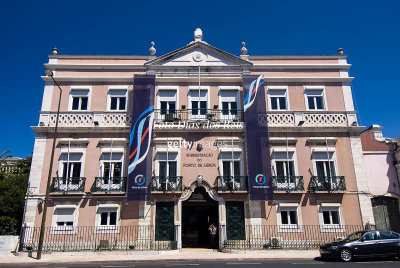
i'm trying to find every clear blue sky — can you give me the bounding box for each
[0,0,399,157]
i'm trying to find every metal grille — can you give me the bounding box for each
[155,202,175,241]
[226,201,245,240]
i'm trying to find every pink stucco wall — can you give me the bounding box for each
[365,153,400,196]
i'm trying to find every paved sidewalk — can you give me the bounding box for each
[0,249,320,264]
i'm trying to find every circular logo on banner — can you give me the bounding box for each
[135,175,146,186]
[255,174,267,185]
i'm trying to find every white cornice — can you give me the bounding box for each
[250,55,348,60]
[44,63,350,71]
[48,55,150,60]
[41,76,354,83]
[251,64,351,70]
[44,63,146,70]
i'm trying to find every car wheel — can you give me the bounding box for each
[339,248,353,262]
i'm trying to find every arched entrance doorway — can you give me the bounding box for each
[182,186,218,248]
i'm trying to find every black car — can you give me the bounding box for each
[320,230,400,262]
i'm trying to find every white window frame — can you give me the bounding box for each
[99,152,124,177]
[311,148,339,178]
[58,150,85,177]
[219,151,243,177]
[275,202,302,232]
[267,86,289,111]
[271,148,298,177]
[304,86,327,111]
[155,150,180,177]
[58,151,84,191]
[317,202,345,232]
[157,86,179,120]
[69,86,91,111]
[218,86,240,120]
[107,86,128,112]
[218,149,245,191]
[95,203,121,233]
[51,203,79,234]
[188,86,210,120]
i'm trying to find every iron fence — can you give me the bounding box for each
[153,109,244,123]
[19,225,177,252]
[151,176,182,192]
[50,177,86,193]
[217,176,248,192]
[272,176,304,191]
[92,177,126,192]
[311,176,346,191]
[223,224,374,249]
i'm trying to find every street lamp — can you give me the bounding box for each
[36,69,62,259]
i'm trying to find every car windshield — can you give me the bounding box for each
[343,232,365,242]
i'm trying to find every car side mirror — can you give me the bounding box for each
[360,237,365,242]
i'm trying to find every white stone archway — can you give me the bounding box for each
[176,175,226,249]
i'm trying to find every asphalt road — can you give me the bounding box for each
[2,258,399,268]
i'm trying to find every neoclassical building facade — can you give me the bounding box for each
[22,29,373,250]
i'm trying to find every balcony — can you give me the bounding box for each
[151,176,182,192]
[37,112,131,128]
[50,177,86,193]
[92,177,126,192]
[259,111,358,128]
[272,176,304,192]
[154,109,244,123]
[311,176,346,191]
[216,176,248,192]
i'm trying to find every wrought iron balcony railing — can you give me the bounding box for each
[272,176,304,191]
[311,176,346,191]
[92,177,126,192]
[151,176,182,192]
[154,109,244,123]
[50,177,86,193]
[217,176,248,192]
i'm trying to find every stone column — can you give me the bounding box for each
[350,136,375,225]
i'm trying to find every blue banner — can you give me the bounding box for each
[243,75,274,201]
[127,75,155,201]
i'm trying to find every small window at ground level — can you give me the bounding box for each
[280,210,298,225]
[322,210,340,225]
[100,211,117,226]
[54,207,75,227]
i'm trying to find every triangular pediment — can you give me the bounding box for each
[145,41,252,68]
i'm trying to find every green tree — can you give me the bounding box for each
[0,156,30,234]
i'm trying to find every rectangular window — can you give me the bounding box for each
[160,101,176,115]
[189,89,208,118]
[96,205,119,231]
[316,161,335,177]
[52,206,77,232]
[59,153,83,181]
[158,89,177,120]
[268,89,287,111]
[220,152,241,177]
[100,211,117,226]
[272,152,296,177]
[275,161,295,177]
[108,89,127,111]
[322,209,340,225]
[305,89,324,110]
[219,90,239,119]
[313,152,336,177]
[70,90,89,111]
[157,153,178,177]
[280,210,298,225]
[100,153,124,189]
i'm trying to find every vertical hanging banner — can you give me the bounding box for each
[127,75,155,202]
[243,75,274,201]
